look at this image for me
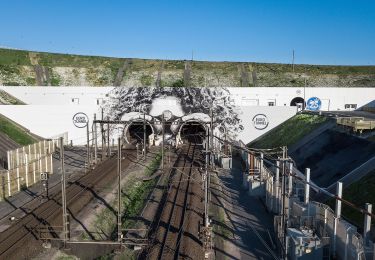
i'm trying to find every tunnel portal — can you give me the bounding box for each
[126,121,153,144]
[179,122,206,144]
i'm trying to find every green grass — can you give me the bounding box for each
[0,115,37,145]
[1,48,375,87]
[94,249,136,260]
[56,253,78,260]
[210,173,232,239]
[0,49,31,66]
[249,114,328,149]
[90,152,162,259]
[0,90,25,105]
[332,172,375,229]
[120,153,161,229]
[88,152,162,241]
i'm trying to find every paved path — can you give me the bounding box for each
[211,156,279,260]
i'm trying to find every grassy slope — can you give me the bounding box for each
[2,48,375,74]
[249,114,327,149]
[86,152,161,237]
[253,113,374,230]
[0,114,36,145]
[0,90,25,105]
[327,171,375,229]
[1,48,375,87]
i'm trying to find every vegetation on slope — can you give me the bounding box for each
[84,152,161,240]
[328,171,375,230]
[249,114,327,149]
[0,90,26,105]
[1,48,375,87]
[0,114,37,145]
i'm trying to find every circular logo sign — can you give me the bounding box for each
[72,112,89,128]
[252,114,269,130]
[306,97,322,111]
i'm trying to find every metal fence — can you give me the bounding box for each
[0,139,59,200]
[238,145,371,260]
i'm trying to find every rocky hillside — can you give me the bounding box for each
[0,48,374,87]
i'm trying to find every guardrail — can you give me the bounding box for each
[237,146,370,260]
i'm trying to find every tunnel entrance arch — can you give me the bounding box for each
[290,97,305,108]
[178,120,207,144]
[124,120,154,145]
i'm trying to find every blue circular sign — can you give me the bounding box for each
[306,97,322,111]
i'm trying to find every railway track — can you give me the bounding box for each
[0,147,138,259]
[146,140,204,260]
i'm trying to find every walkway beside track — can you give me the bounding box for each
[211,155,279,260]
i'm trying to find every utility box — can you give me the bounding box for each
[248,175,265,196]
[287,227,323,260]
[221,156,232,169]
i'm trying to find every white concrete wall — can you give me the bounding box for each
[1,86,373,145]
[2,86,374,111]
[0,86,113,106]
[0,105,99,145]
[237,106,296,142]
[229,87,375,110]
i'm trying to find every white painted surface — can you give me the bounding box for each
[0,86,373,145]
[0,86,113,106]
[2,86,374,111]
[237,106,296,142]
[0,105,100,145]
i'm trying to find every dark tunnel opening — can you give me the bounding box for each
[127,122,153,144]
[180,122,206,144]
[290,97,305,108]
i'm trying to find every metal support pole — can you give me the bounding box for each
[333,181,343,258]
[16,149,20,191]
[335,182,343,218]
[161,114,165,169]
[304,168,310,205]
[117,137,122,243]
[136,143,139,160]
[94,114,98,163]
[260,153,264,181]
[101,123,104,160]
[276,160,280,213]
[86,122,90,172]
[60,137,68,247]
[363,203,372,247]
[109,139,112,156]
[288,162,293,196]
[204,128,209,228]
[101,108,105,160]
[281,146,287,260]
[6,150,10,171]
[107,119,110,157]
[210,109,214,168]
[25,154,29,187]
[143,111,146,159]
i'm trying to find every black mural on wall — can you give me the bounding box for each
[104,87,243,136]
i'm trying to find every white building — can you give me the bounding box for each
[0,86,374,145]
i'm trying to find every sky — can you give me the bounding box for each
[0,0,374,65]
